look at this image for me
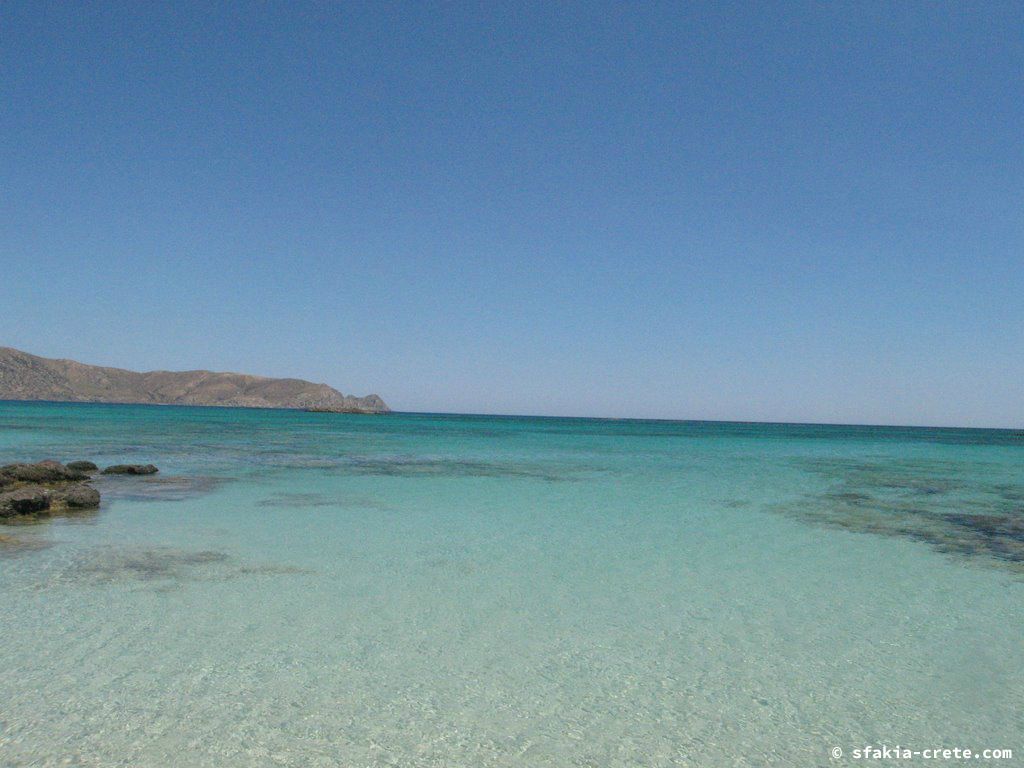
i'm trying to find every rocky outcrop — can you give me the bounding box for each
[55,483,101,508]
[0,485,52,517]
[101,464,159,475]
[1,460,88,483]
[0,460,110,519]
[304,395,389,414]
[0,347,390,413]
[66,460,99,472]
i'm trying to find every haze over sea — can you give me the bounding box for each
[1,400,1022,766]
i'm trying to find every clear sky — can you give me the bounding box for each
[2,2,1022,426]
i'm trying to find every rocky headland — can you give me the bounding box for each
[0,347,389,413]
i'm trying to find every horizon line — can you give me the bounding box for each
[2,398,1022,433]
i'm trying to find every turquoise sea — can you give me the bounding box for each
[1,401,1022,767]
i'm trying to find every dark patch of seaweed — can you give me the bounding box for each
[255,492,394,511]
[337,455,576,482]
[59,546,313,586]
[776,457,1024,575]
[94,474,232,502]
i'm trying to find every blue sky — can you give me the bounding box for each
[2,2,1022,426]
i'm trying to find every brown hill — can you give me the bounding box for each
[0,347,389,413]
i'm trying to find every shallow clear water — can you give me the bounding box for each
[1,402,1023,766]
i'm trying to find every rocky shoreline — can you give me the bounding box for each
[0,460,158,521]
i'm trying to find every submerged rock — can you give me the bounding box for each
[0,532,52,555]
[70,546,231,583]
[101,464,159,475]
[97,474,227,502]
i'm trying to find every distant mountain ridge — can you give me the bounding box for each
[0,347,389,413]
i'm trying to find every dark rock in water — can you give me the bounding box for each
[0,460,101,522]
[0,485,52,517]
[54,483,101,509]
[0,460,88,483]
[66,460,99,473]
[101,464,159,475]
